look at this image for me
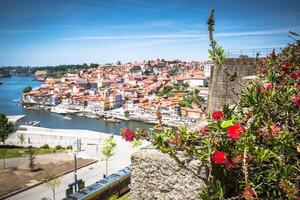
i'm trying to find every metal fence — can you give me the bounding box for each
[224,47,282,58]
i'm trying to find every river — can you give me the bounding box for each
[0,76,153,134]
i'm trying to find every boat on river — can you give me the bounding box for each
[51,106,67,114]
[63,116,72,120]
[103,117,120,123]
[24,121,40,126]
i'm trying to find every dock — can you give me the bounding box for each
[7,115,25,123]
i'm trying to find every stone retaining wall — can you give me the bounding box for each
[130,146,204,200]
[207,58,256,113]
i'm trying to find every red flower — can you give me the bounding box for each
[269,50,276,57]
[294,95,300,106]
[199,125,209,136]
[227,124,245,139]
[290,70,300,79]
[260,67,268,74]
[264,82,273,90]
[297,82,300,90]
[281,61,291,71]
[212,151,228,165]
[271,123,282,135]
[122,128,135,141]
[244,185,255,200]
[226,155,241,170]
[212,110,224,121]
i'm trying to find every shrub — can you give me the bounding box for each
[41,144,50,149]
[123,10,300,200]
[55,145,63,150]
[23,86,32,93]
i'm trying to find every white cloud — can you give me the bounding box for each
[62,27,296,41]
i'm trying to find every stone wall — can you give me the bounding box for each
[130,146,204,200]
[207,58,256,113]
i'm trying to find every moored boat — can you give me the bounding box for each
[103,117,120,123]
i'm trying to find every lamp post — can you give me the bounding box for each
[73,152,78,192]
[149,128,154,142]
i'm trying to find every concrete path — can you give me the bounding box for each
[5,137,149,200]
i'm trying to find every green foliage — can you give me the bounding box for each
[124,110,130,117]
[23,86,32,93]
[132,139,142,148]
[41,144,50,149]
[55,145,63,150]
[101,136,117,159]
[43,174,61,200]
[0,113,15,169]
[28,147,36,171]
[121,10,300,200]
[17,133,25,144]
[101,136,117,176]
[179,96,194,107]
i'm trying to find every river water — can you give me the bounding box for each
[0,76,152,134]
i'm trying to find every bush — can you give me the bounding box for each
[55,145,63,150]
[23,86,32,93]
[123,10,300,200]
[41,144,50,149]
[66,145,73,150]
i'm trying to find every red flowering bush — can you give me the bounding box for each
[121,128,135,141]
[123,10,300,200]
[212,110,224,121]
[227,124,244,139]
[212,151,227,164]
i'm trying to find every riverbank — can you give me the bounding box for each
[22,102,204,128]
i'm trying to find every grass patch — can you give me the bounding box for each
[0,147,66,159]
[118,193,130,200]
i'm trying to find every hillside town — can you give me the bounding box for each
[22,59,213,127]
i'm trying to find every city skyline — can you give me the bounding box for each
[0,0,300,66]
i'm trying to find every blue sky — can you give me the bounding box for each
[0,0,299,66]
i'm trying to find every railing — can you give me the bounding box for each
[224,47,282,58]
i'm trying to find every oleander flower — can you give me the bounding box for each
[294,95,300,106]
[199,125,209,136]
[269,50,276,57]
[260,67,268,74]
[290,70,300,79]
[226,155,241,170]
[281,61,291,71]
[271,123,282,135]
[227,124,245,139]
[212,151,228,165]
[264,82,273,90]
[212,110,224,121]
[244,185,255,200]
[122,128,135,141]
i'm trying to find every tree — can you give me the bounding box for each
[18,133,25,144]
[124,110,130,117]
[101,136,117,176]
[0,114,15,169]
[43,174,61,200]
[23,86,32,93]
[28,147,36,171]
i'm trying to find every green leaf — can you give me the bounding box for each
[229,72,237,81]
[220,119,234,128]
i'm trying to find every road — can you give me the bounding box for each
[6,136,149,200]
